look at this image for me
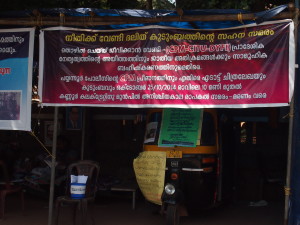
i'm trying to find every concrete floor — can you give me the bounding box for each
[1,194,285,225]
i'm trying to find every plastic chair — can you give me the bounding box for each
[54,160,100,225]
[0,160,24,219]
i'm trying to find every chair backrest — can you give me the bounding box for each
[66,160,100,198]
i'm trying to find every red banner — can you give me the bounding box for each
[39,20,295,108]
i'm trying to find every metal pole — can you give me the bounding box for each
[81,108,86,160]
[48,107,59,225]
[284,5,298,225]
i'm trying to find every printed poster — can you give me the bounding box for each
[144,122,158,143]
[133,151,166,205]
[0,28,35,131]
[66,106,83,130]
[158,108,203,147]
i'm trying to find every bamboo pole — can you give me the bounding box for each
[47,107,59,225]
[284,4,299,225]
[47,14,65,225]
[0,11,295,27]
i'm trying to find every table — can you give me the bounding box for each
[110,185,138,210]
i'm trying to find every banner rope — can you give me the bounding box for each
[30,106,55,159]
[29,131,55,159]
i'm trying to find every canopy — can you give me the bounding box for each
[0,4,298,225]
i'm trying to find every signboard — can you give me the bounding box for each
[39,20,294,108]
[158,108,203,147]
[0,28,35,131]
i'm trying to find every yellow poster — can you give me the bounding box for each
[133,151,166,205]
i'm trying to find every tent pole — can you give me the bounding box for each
[284,6,298,225]
[47,107,59,225]
[80,108,86,160]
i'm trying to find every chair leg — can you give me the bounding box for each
[20,190,25,215]
[77,199,88,225]
[83,200,88,225]
[80,200,87,225]
[89,202,95,225]
[54,201,61,225]
[72,203,77,225]
[0,192,6,219]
